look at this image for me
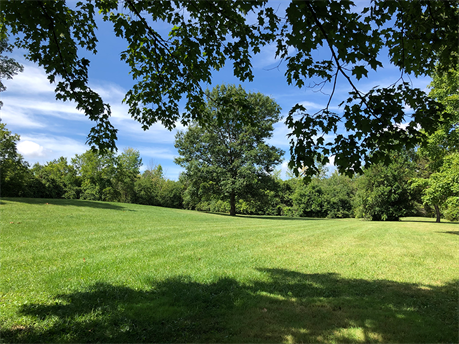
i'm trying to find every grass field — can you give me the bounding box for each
[1,198,458,343]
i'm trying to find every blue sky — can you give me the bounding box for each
[1,1,431,180]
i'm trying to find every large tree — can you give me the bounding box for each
[175,84,283,216]
[2,1,458,175]
[412,63,459,222]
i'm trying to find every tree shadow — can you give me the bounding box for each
[437,231,459,236]
[3,270,457,343]
[400,218,459,225]
[242,215,328,221]
[207,212,327,221]
[2,198,134,211]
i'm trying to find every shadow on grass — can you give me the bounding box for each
[401,218,459,225]
[438,231,459,236]
[208,212,327,221]
[3,270,457,343]
[2,198,133,211]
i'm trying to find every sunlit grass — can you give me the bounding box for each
[1,198,458,343]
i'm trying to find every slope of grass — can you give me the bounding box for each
[1,198,458,343]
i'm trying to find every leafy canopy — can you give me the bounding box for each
[2,0,458,176]
[175,84,283,216]
[0,39,23,108]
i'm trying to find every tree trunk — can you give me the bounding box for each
[434,204,441,223]
[230,191,236,216]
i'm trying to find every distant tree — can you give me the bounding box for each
[114,147,142,203]
[135,164,164,206]
[354,151,416,221]
[412,153,459,222]
[134,164,183,208]
[72,150,118,201]
[0,39,23,109]
[0,123,30,196]
[30,157,80,199]
[175,85,283,216]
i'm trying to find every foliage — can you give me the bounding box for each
[354,151,416,221]
[71,148,142,203]
[72,150,118,201]
[412,153,459,222]
[418,63,459,172]
[30,157,81,199]
[0,123,30,196]
[413,62,459,221]
[2,1,458,175]
[114,147,142,203]
[134,165,183,208]
[175,85,283,216]
[0,39,23,108]
[289,172,355,218]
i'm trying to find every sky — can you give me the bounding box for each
[1,1,431,180]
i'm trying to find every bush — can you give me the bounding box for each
[354,153,416,221]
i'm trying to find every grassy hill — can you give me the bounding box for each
[1,198,458,343]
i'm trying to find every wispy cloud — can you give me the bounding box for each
[137,147,178,161]
[4,64,55,95]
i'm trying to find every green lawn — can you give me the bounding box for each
[1,198,458,343]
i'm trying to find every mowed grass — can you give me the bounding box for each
[1,198,458,343]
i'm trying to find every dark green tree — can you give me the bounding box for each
[354,151,416,221]
[30,157,81,199]
[2,1,457,175]
[0,123,31,196]
[175,85,283,216]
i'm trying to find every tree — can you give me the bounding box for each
[411,154,459,222]
[0,39,23,108]
[72,150,118,201]
[413,62,459,221]
[2,1,458,175]
[114,147,142,203]
[418,62,459,171]
[30,157,81,199]
[354,151,416,221]
[175,85,283,216]
[0,123,30,196]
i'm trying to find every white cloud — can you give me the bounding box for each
[325,155,335,168]
[279,160,291,180]
[18,134,88,164]
[17,140,48,158]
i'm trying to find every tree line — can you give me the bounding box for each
[1,121,457,222]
